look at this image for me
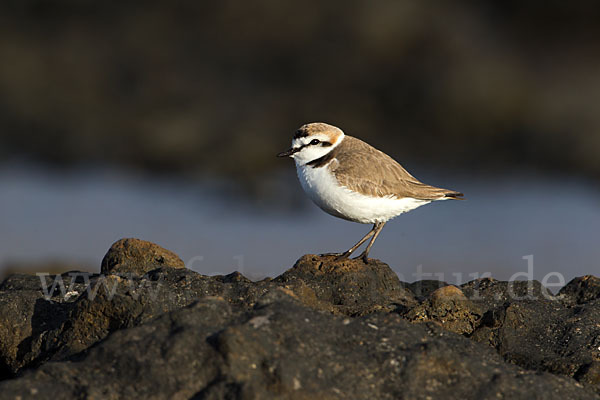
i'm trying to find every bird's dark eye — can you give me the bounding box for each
[310,139,320,145]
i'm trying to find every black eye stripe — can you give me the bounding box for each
[295,139,332,152]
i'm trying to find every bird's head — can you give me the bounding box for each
[277,122,345,165]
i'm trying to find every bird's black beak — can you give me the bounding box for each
[277,147,299,158]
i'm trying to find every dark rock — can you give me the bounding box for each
[461,277,556,313]
[100,238,185,275]
[274,254,416,316]
[0,268,276,375]
[0,291,42,378]
[474,299,600,390]
[560,275,600,305]
[406,279,450,299]
[2,241,600,398]
[577,362,600,387]
[466,278,600,393]
[1,293,597,400]
[0,272,89,378]
[404,285,483,335]
[0,273,53,292]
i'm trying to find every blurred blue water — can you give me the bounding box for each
[1,164,599,284]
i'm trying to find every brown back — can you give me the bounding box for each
[328,136,463,200]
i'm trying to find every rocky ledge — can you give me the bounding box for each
[1,238,599,399]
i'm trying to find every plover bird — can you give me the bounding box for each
[278,122,463,263]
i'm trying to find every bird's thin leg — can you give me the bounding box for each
[355,221,386,263]
[331,223,378,260]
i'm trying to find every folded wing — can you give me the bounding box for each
[331,136,464,200]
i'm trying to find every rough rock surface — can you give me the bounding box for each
[460,277,600,390]
[403,285,482,335]
[1,238,599,399]
[274,254,416,316]
[100,238,185,275]
[0,294,596,400]
[560,275,600,305]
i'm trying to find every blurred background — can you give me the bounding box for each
[1,0,599,284]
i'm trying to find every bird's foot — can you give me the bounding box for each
[318,252,352,261]
[353,253,371,264]
[319,252,343,258]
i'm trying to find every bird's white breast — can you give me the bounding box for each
[296,163,431,224]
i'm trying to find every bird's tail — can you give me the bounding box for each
[444,191,465,200]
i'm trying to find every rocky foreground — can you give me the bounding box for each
[1,239,599,399]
